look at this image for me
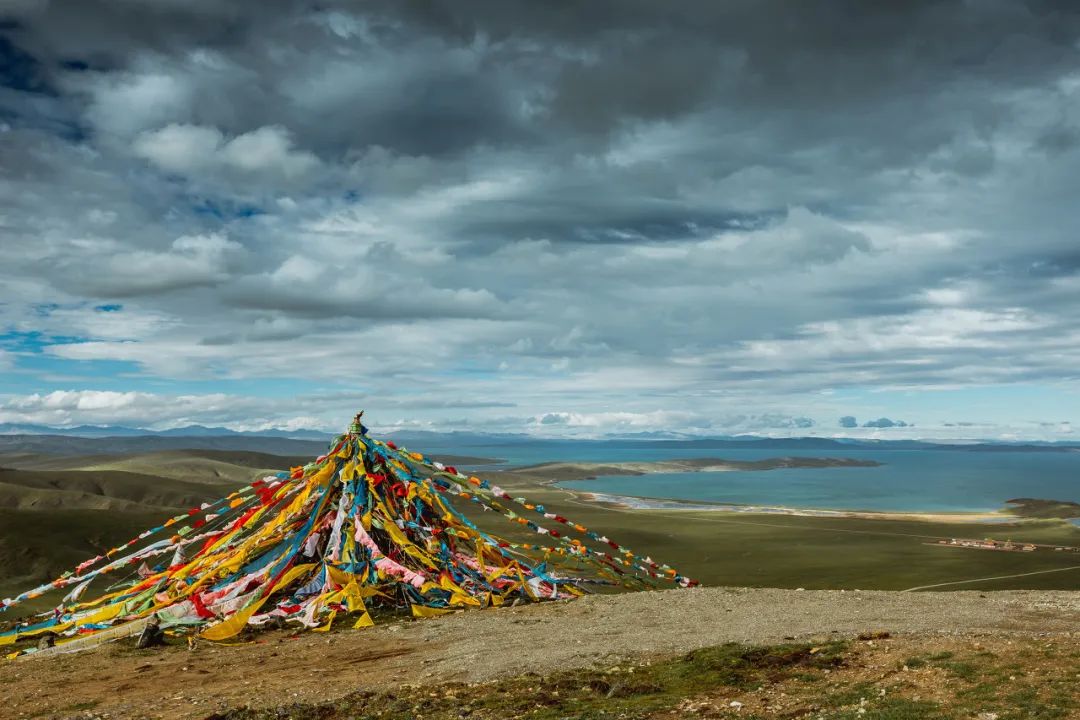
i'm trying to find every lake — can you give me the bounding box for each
[404,438,1080,513]
[562,449,1080,513]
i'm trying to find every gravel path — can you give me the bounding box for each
[2,587,1077,720]
[415,587,1080,682]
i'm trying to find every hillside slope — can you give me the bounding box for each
[0,449,310,482]
[0,467,236,511]
[0,464,240,603]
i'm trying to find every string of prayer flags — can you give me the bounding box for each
[1,413,693,658]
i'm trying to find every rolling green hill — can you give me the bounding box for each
[0,451,285,609]
[0,467,237,511]
[0,508,180,607]
[0,448,310,482]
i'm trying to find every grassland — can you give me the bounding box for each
[0,507,179,604]
[0,448,314,483]
[1006,497,1080,519]
[0,451,263,608]
[482,470,1080,592]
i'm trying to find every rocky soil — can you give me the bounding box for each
[2,587,1078,720]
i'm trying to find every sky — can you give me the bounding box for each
[0,1,1079,440]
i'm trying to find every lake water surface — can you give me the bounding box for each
[407,438,1080,513]
[562,449,1080,513]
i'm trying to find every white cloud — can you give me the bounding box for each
[132,123,224,173]
[0,390,231,427]
[84,70,194,140]
[34,306,176,341]
[739,308,1046,363]
[68,232,242,296]
[219,125,318,177]
[133,124,318,179]
[0,390,346,433]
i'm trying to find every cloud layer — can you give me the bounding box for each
[1,2,1079,437]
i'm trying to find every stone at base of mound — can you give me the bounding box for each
[17,617,150,661]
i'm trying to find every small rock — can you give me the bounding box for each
[136,620,165,650]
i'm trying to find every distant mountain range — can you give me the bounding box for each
[386,429,1080,452]
[0,423,1077,455]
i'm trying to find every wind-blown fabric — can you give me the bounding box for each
[1,424,692,657]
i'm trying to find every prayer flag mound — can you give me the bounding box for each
[1,414,692,658]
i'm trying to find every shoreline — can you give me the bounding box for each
[506,456,881,479]
[495,457,1078,525]
[567,489,1020,524]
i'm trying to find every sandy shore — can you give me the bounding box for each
[569,489,1014,523]
[506,456,879,482]
[496,458,1029,525]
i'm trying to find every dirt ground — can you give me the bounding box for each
[2,586,1078,720]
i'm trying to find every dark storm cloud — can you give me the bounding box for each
[2,1,538,158]
[6,1,1075,160]
[0,30,51,93]
[1,1,1079,434]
